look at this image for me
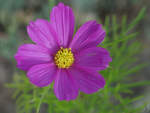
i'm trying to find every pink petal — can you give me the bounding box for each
[54,69,78,101]
[69,20,105,52]
[27,63,57,87]
[69,66,105,94]
[27,19,59,49]
[50,2,75,47]
[15,44,52,71]
[74,47,112,70]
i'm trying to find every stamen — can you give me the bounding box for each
[54,47,74,68]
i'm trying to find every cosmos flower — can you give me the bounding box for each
[15,2,112,101]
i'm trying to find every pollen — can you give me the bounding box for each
[54,47,74,68]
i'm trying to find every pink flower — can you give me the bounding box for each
[15,3,112,101]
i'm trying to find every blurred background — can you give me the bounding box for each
[0,0,150,113]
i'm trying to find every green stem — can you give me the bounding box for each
[36,86,51,113]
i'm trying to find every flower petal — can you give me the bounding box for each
[69,66,105,94]
[50,2,75,47]
[15,44,52,71]
[69,20,105,52]
[54,69,78,101]
[74,47,112,70]
[27,63,57,87]
[27,19,59,49]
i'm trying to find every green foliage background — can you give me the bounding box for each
[6,6,150,113]
[1,0,149,113]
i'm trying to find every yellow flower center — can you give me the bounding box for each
[54,47,74,68]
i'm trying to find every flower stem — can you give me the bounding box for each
[36,86,51,113]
